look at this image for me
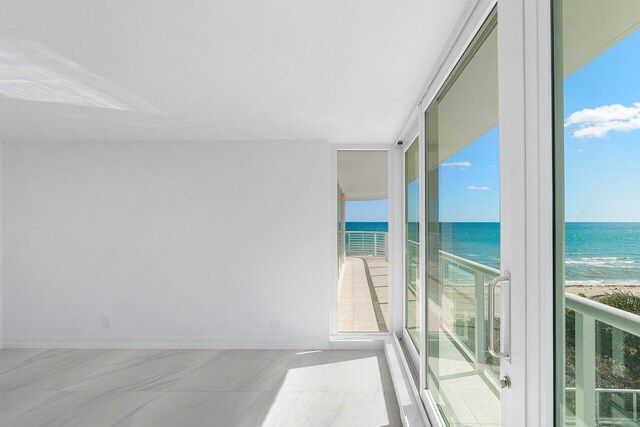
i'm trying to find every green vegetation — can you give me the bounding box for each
[598,292,640,316]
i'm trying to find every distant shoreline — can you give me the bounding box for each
[566,281,640,286]
[345,221,640,224]
[566,283,640,299]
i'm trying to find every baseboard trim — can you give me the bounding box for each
[1,337,331,350]
[329,334,388,350]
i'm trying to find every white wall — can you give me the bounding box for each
[2,141,331,348]
[0,141,3,346]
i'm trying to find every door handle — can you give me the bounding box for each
[488,273,510,359]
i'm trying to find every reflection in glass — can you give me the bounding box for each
[405,138,420,349]
[424,10,501,426]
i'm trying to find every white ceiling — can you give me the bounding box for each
[338,150,388,200]
[0,0,471,143]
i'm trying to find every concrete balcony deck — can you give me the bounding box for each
[338,256,389,333]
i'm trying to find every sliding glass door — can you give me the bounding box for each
[398,1,567,424]
[553,1,640,425]
[423,10,504,426]
[404,134,421,367]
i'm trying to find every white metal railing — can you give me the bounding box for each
[566,292,640,337]
[595,389,639,425]
[566,387,640,425]
[407,239,420,254]
[566,292,640,426]
[345,231,388,257]
[439,250,499,374]
[439,250,640,426]
[406,240,420,293]
[440,250,500,278]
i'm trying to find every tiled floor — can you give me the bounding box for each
[419,266,502,427]
[0,348,401,427]
[426,334,500,427]
[338,257,389,333]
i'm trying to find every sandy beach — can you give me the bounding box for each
[566,283,640,299]
[443,282,640,308]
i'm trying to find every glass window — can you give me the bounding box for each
[424,10,501,426]
[405,137,421,350]
[553,1,640,425]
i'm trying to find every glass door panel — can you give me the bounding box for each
[405,136,421,355]
[553,1,640,426]
[425,10,502,426]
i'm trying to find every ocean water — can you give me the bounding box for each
[564,223,640,284]
[347,221,640,284]
[346,222,388,232]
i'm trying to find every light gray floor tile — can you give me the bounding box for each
[2,391,163,427]
[64,349,219,392]
[0,391,57,424]
[0,349,116,391]
[130,391,275,427]
[0,349,401,426]
[262,391,401,427]
[282,350,394,392]
[172,350,293,392]
[0,349,49,371]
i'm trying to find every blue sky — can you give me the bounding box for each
[438,126,500,222]
[347,28,640,223]
[563,29,640,222]
[345,199,388,222]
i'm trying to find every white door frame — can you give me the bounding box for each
[522,0,555,424]
[496,0,528,422]
[329,144,395,340]
[391,0,555,425]
[498,0,555,424]
[400,123,421,371]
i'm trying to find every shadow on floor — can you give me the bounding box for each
[0,348,401,427]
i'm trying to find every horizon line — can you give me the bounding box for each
[346,220,640,223]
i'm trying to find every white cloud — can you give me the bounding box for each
[565,102,640,138]
[467,185,491,191]
[442,161,472,168]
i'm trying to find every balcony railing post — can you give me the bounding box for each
[475,271,486,372]
[575,311,597,427]
[374,232,378,256]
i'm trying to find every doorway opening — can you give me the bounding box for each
[337,150,389,333]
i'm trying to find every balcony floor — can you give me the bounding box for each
[425,281,501,426]
[428,332,500,426]
[338,256,389,333]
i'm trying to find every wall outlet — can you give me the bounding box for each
[269,320,282,329]
[102,316,111,328]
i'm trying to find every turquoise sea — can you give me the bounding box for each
[347,221,640,284]
[346,222,389,233]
